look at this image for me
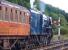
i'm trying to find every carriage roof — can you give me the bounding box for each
[0,0,30,13]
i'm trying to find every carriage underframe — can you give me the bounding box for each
[0,35,52,50]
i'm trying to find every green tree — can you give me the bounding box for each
[7,0,30,8]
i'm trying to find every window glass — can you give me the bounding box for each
[19,12,26,23]
[19,11,22,22]
[10,9,14,21]
[5,7,9,21]
[0,6,2,20]
[26,13,29,23]
[15,10,18,22]
[0,6,1,10]
[21,12,26,23]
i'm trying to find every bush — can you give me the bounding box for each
[60,26,68,35]
[52,26,68,35]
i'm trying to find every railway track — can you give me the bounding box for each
[0,39,68,50]
[32,39,68,50]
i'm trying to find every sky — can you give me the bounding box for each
[40,0,68,13]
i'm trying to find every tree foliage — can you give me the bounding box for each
[7,0,30,8]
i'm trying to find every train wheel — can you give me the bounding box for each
[39,36,46,46]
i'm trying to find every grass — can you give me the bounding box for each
[52,34,68,41]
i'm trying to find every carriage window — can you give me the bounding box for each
[20,12,21,14]
[19,11,22,22]
[21,12,26,23]
[15,10,18,22]
[19,12,26,23]
[5,7,9,21]
[0,6,2,20]
[10,9,14,21]
[0,6,1,10]
[25,13,29,23]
